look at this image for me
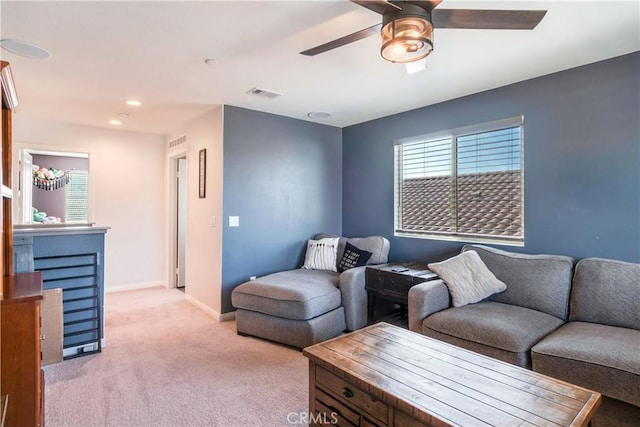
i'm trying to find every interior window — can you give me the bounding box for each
[15,149,90,225]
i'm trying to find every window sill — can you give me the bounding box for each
[395,231,525,248]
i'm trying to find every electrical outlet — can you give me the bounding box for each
[250,276,256,281]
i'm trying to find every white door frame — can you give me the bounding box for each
[167,150,188,289]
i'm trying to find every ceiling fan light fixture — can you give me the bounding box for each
[380,5,433,63]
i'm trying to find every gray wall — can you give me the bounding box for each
[32,154,89,220]
[222,106,342,312]
[343,52,640,263]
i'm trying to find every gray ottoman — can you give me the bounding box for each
[232,269,346,348]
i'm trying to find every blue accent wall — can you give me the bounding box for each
[343,52,640,264]
[222,106,342,312]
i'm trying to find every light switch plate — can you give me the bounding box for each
[229,216,240,227]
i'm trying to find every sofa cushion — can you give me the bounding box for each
[302,237,339,272]
[532,321,640,407]
[231,269,341,320]
[570,258,640,330]
[462,245,574,320]
[423,301,564,366]
[314,233,390,267]
[428,250,506,307]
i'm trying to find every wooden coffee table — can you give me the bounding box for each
[303,323,601,427]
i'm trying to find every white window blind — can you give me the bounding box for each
[394,117,524,245]
[65,170,88,223]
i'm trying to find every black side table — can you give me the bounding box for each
[365,263,439,323]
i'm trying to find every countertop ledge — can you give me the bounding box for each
[13,224,110,236]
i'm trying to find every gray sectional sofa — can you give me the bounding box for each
[231,234,390,348]
[531,257,640,426]
[408,244,639,426]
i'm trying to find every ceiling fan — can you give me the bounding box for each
[301,1,547,64]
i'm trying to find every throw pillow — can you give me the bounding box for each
[302,237,340,272]
[428,250,507,307]
[337,242,373,273]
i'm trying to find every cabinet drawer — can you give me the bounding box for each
[316,366,388,424]
[383,276,413,295]
[316,388,359,426]
[365,270,384,291]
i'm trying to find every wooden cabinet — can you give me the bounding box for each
[365,263,438,322]
[1,61,42,427]
[1,60,17,281]
[1,273,44,427]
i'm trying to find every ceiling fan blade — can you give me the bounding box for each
[432,9,547,30]
[300,23,382,56]
[350,1,401,15]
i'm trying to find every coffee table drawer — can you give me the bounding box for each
[316,366,388,424]
[315,388,360,426]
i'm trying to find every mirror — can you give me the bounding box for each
[13,148,90,225]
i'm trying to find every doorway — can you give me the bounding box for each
[175,157,187,290]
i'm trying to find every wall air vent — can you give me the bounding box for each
[246,87,282,100]
[169,135,187,149]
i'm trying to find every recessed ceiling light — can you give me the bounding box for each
[0,39,52,59]
[109,119,122,126]
[125,99,141,107]
[307,112,331,119]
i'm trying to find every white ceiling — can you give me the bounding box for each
[1,1,639,135]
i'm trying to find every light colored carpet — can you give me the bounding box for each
[44,287,309,426]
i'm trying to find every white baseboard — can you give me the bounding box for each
[219,311,236,322]
[185,294,236,322]
[105,281,165,293]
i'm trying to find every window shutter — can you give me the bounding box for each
[65,171,88,223]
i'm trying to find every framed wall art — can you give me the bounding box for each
[198,149,206,199]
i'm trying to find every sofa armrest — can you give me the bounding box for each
[408,279,450,333]
[339,266,368,331]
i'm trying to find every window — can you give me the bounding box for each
[65,170,89,223]
[394,116,524,245]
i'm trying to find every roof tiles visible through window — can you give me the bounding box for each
[401,171,521,237]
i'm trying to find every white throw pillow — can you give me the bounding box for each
[428,250,507,307]
[302,237,339,272]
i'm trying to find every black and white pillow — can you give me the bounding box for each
[302,237,339,272]
[337,242,373,273]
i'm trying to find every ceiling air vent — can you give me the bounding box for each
[246,87,282,100]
